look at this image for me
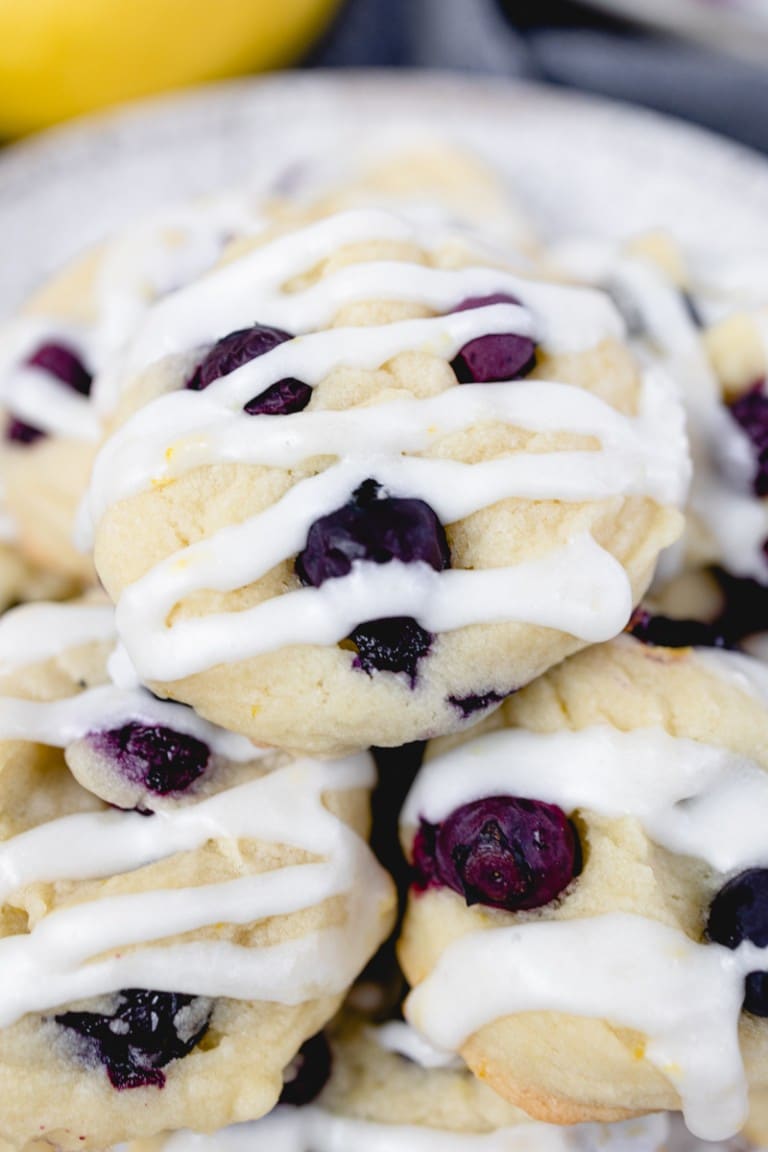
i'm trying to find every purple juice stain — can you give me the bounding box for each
[413,795,580,912]
[87,722,210,797]
[707,869,768,1016]
[296,480,450,682]
[448,689,514,718]
[279,1032,332,1106]
[451,293,537,384]
[186,324,311,415]
[6,341,92,445]
[55,990,211,1090]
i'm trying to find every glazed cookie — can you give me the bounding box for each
[87,201,687,756]
[0,193,262,583]
[0,600,395,1149]
[398,633,768,1140]
[552,230,768,586]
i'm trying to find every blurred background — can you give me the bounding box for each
[3,0,768,150]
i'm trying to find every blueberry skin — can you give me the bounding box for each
[727,382,768,498]
[6,341,92,445]
[86,722,210,798]
[350,617,433,686]
[279,1032,332,1106]
[707,869,768,1016]
[55,990,211,1090]
[451,293,537,384]
[627,609,733,651]
[413,795,581,912]
[186,324,311,415]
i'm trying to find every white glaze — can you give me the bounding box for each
[372,1020,464,1069]
[554,237,768,580]
[0,601,115,673]
[146,1107,670,1152]
[85,206,688,685]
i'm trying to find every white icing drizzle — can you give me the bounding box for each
[146,1107,670,1152]
[372,1020,464,1069]
[0,750,389,1025]
[401,712,768,1140]
[554,238,768,580]
[86,207,688,685]
[0,601,115,674]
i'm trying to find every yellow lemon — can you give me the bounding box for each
[0,0,342,136]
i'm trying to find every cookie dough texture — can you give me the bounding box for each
[398,636,768,1125]
[0,630,395,1150]
[94,211,682,757]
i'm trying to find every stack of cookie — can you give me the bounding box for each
[0,143,765,1152]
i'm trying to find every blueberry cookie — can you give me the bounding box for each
[0,600,395,1148]
[88,201,687,756]
[398,633,768,1139]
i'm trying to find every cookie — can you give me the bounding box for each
[0,600,395,1148]
[87,198,686,757]
[398,633,768,1140]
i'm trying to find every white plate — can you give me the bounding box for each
[2,70,768,317]
[579,0,768,65]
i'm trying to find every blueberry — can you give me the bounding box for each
[715,568,768,640]
[413,796,580,912]
[351,617,433,685]
[727,383,768,498]
[451,294,536,384]
[627,609,732,651]
[296,479,450,587]
[5,341,92,445]
[186,324,311,415]
[86,723,210,797]
[279,1032,332,1106]
[295,480,449,682]
[55,990,211,1090]
[448,689,513,718]
[707,870,768,1016]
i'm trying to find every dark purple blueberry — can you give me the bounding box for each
[627,609,733,651]
[448,689,514,718]
[55,990,211,1090]
[707,869,768,1016]
[413,796,580,912]
[186,324,311,415]
[715,568,768,641]
[296,479,450,588]
[279,1032,332,1106]
[451,293,536,384]
[86,723,210,797]
[243,378,312,416]
[5,341,92,445]
[351,617,433,684]
[727,382,768,498]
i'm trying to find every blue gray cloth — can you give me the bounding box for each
[311,0,768,154]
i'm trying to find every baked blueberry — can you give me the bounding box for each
[6,341,92,445]
[727,382,768,497]
[186,324,310,415]
[413,795,580,912]
[279,1032,332,1106]
[55,990,212,1090]
[448,689,512,718]
[351,617,433,686]
[86,722,210,797]
[451,294,536,384]
[707,869,768,1016]
[627,608,732,651]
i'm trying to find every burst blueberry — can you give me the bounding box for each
[627,608,732,651]
[6,340,92,445]
[55,990,211,1090]
[451,293,536,384]
[707,869,768,1016]
[413,795,580,912]
[86,722,210,797]
[295,480,450,681]
[279,1032,332,1106]
[448,689,512,718]
[186,324,311,415]
[727,382,768,497]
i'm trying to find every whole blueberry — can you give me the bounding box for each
[55,990,211,1090]
[451,293,536,384]
[186,324,311,415]
[707,869,768,1016]
[6,340,92,445]
[296,479,450,588]
[413,795,580,912]
[727,383,768,498]
[279,1032,332,1106]
[87,723,210,797]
